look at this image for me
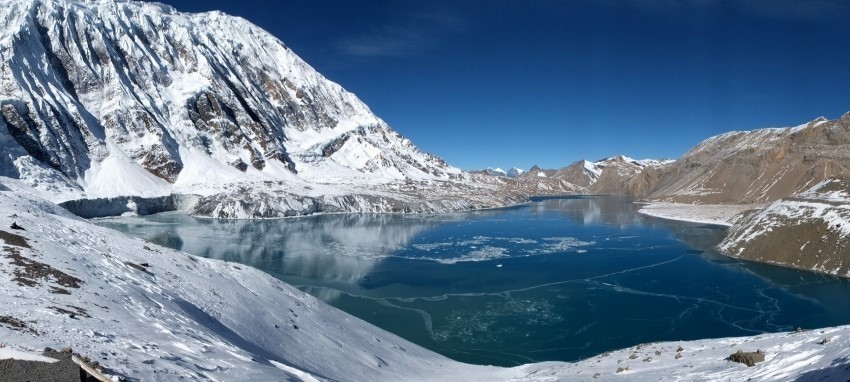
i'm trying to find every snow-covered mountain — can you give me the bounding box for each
[474,167,508,177]
[0,0,462,205]
[473,167,525,178]
[522,165,555,178]
[506,167,524,178]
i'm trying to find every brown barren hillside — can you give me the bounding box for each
[646,113,850,204]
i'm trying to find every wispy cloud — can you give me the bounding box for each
[334,8,467,58]
[605,0,850,23]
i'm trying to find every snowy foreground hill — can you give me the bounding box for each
[3,182,850,381]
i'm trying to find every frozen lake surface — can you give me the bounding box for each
[96,197,850,366]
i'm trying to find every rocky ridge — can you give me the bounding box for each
[647,114,850,204]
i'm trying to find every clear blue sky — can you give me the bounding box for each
[150,0,850,170]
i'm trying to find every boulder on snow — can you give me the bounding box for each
[728,350,765,367]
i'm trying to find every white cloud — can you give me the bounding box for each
[334,9,467,58]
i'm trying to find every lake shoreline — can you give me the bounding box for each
[636,202,765,227]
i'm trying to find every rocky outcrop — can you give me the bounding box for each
[59,195,178,218]
[717,178,850,278]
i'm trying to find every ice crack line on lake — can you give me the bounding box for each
[296,255,688,304]
[292,255,695,341]
[587,281,780,333]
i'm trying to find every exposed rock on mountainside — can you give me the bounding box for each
[647,114,850,203]
[551,160,603,188]
[0,0,463,207]
[718,178,850,278]
[588,156,671,196]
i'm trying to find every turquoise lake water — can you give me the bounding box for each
[95,196,850,366]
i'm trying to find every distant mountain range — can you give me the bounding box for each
[471,167,524,178]
[478,156,674,196]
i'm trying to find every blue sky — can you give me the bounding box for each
[152,0,850,170]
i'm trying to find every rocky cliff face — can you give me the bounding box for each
[647,114,850,204]
[0,0,461,202]
[718,178,850,278]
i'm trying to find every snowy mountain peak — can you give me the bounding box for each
[582,160,603,178]
[475,167,525,178]
[0,0,460,200]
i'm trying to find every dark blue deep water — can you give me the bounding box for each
[96,197,850,366]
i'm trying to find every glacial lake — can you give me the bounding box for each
[95,196,850,366]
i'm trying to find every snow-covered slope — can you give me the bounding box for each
[0,0,461,205]
[0,181,503,381]
[638,203,760,227]
[718,178,850,278]
[3,182,850,381]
